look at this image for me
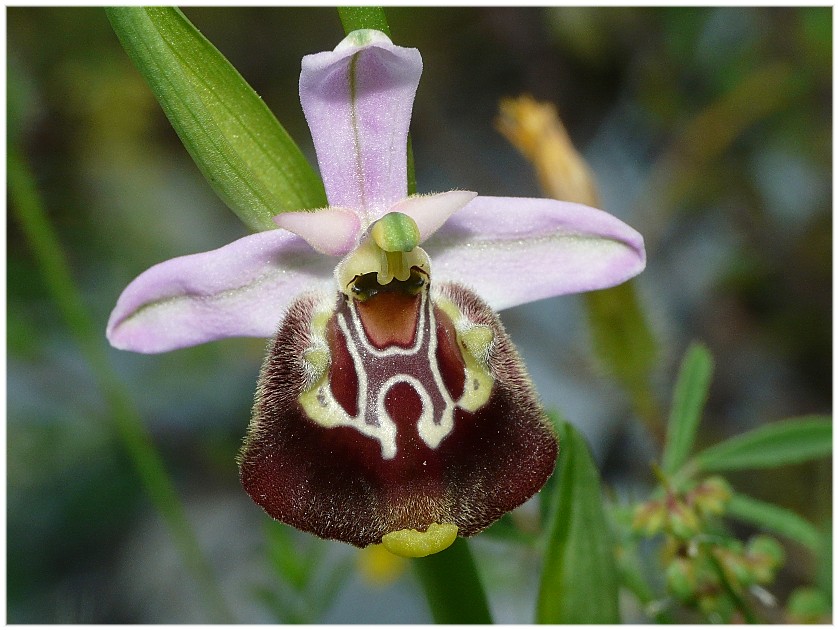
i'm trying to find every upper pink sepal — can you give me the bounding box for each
[299,30,422,223]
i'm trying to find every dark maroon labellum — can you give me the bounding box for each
[239,280,558,548]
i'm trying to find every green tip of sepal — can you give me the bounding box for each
[339,28,393,50]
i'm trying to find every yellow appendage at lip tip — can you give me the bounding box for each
[381,522,459,558]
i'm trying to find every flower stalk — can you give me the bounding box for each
[413,538,493,623]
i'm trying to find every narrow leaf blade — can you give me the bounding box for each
[693,416,832,473]
[106,7,326,232]
[661,342,714,474]
[537,421,620,624]
[726,493,823,551]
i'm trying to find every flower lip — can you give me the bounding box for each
[240,279,559,548]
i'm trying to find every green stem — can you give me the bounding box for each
[8,146,234,623]
[406,134,417,196]
[413,538,493,624]
[707,551,759,624]
[337,6,392,36]
[582,283,665,448]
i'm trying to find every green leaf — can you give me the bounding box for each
[338,6,392,37]
[692,415,832,473]
[105,7,326,232]
[726,492,822,551]
[413,538,492,624]
[537,421,620,624]
[661,343,714,475]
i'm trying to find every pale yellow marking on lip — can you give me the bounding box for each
[434,295,494,412]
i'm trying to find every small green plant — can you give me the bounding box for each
[621,343,830,622]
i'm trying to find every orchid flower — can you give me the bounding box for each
[106,30,646,556]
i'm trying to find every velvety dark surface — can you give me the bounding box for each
[241,283,557,546]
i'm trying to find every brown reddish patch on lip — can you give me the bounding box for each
[356,291,420,349]
[384,379,423,428]
[326,314,359,417]
[433,305,465,400]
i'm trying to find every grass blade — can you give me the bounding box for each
[661,343,714,475]
[693,416,831,473]
[106,7,326,232]
[726,493,823,551]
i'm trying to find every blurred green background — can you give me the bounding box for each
[7,6,831,623]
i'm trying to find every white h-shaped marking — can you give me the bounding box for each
[312,290,456,459]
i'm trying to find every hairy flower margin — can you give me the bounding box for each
[107,30,646,556]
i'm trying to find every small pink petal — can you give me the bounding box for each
[425,196,646,311]
[390,191,477,243]
[106,230,335,353]
[273,207,361,256]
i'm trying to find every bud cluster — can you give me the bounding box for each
[660,534,785,616]
[632,476,732,540]
[631,475,785,621]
